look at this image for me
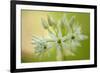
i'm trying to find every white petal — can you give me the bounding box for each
[65,32,73,40]
[62,36,68,41]
[79,34,88,40]
[62,42,68,49]
[49,32,57,41]
[58,30,62,38]
[74,25,81,34]
[56,43,61,50]
[57,22,62,38]
[47,43,53,49]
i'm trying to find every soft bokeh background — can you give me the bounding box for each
[21,10,90,63]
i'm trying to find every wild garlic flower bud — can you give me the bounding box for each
[61,14,67,26]
[69,16,75,27]
[48,15,56,27]
[41,18,48,29]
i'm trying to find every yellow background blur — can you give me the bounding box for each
[21,10,49,62]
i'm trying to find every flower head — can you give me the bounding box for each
[32,14,88,61]
[65,17,88,51]
[32,35,52,57]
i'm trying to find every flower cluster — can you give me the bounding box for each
[32,14,88,61]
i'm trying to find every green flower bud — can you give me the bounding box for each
[61,14,67,26]
[41,18,48,29]
[48,15,56,27]
[69,16,75,26]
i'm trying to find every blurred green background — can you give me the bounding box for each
[21,10,90,63]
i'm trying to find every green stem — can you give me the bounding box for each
[56,44,64,61]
